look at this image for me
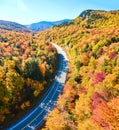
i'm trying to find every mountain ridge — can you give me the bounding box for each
[0,19,72,32]
[0,20,32,32]
[26,19,72,32]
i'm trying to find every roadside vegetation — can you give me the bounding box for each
[0,29,58,126]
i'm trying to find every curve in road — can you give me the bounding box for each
[7,43,68,130]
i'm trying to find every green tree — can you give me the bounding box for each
[23,60,43,81]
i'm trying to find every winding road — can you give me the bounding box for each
[7,43,68,130]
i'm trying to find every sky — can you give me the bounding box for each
[0,0,119,25]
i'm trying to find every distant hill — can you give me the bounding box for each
[26,19,72,32]
[0,20,32,32]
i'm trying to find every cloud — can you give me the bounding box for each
[17,0,28,11]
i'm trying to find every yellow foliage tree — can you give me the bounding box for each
[43,108,67,130]
[39,64,46,76]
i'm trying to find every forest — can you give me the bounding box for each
[36,10,119,130]
[0,29,58,127]
[0,9,119,130]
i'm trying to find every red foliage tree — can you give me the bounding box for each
[93,72,106,85]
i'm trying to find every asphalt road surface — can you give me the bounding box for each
[7,43,68,130]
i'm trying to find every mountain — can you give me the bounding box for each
[0,20,32,32]
[26,19,72,32]
[0,19,72,33]
[36,10,119,130]
[79,9,108,19]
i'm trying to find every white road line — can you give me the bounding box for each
[22,82,60,130]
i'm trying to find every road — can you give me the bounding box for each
[7,43,68,130]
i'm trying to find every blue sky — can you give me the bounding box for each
[0,0,118,24]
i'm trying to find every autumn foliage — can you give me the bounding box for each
[0,29,58,126]
[37,10,119,130]
[1,9,119,129]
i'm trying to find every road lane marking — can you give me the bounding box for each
[22,82,60,130]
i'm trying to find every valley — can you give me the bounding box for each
[0,9,119,130]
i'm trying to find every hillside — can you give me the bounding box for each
[26,19,72,32]
[0,29,58,128]
[0,20,32,32]
[36,10,119,130]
